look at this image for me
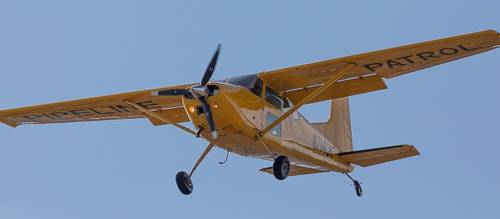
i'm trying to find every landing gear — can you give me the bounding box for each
[353,180,363,197]
[176,143,215,195]
[346,173,363,197]
[176,171,193,195]
[272,155,290,180]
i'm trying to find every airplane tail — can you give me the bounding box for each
[312,98,421,166]
[312,97,353,152]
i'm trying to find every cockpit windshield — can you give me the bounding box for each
[222,74,291,110]
[223,74,262,97]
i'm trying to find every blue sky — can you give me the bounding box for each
[0,1,499,218]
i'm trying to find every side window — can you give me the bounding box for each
[266,112,282,136]
[265,86,283,109]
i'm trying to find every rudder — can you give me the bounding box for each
[312,97,353,152]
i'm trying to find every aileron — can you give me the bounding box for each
[283,75,387,105]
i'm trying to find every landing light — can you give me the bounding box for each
[213,103,219,109]
[188,106,196,114]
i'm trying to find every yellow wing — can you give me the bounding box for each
[0,84,193,127]
[259,29,500,104]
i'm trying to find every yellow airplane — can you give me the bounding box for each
[1,30,499,196]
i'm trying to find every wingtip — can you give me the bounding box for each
[485,29,500,45]
[0,118,18,128]
[496,31,500,45]
[407,144,421,155]
[215,44,222,54]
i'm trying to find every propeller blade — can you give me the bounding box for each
[200,44,221,86]
[198,96,218,139]
[151,89,190,96]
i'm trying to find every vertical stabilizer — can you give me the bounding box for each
[312,97,353,152]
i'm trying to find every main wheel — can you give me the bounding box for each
[272,155,290,180]
[353,180,362,197]
[175,171,193,195]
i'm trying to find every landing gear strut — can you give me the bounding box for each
[346,173,363,197]
[175,143,214,195]
[272,155,290,180]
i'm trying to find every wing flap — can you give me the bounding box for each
[145,107,190,126]
[259,165,326,176]
[337,144,420,167]
[283,75,387,105]
[259,30,499,92]
[0,84,192,127]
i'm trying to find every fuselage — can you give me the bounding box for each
[182,78,353,173]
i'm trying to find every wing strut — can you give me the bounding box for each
[258,63,357,137]
[123,100,196,136]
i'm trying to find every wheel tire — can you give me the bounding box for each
[354,180,363,197]
[272,156,290,180]
[175,171,193,195]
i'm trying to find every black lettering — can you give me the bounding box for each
[50,112,69,118]
[42,113,56,119]
[458,44,482,52]
[417,51,440,61]
[89,108,114,115]
[386,59,405,68]
[69,110,91,117]
[109,106,123,113]
[439,48,459,55]
[396,55,415,64]
[136,101,160,109]
[115,105,135,112]
[364,63,384,72]
[22,115,42,122]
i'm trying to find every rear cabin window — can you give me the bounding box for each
[266,112,282,136]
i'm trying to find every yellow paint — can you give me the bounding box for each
[0,29,499,176]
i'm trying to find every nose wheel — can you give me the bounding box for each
[272,155,290,180]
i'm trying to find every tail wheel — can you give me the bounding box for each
[175,171,193,195]
[354,180,363,197]
[272,156,290,180]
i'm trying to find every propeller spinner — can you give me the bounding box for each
[152,44,221,139]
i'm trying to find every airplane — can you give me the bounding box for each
[0,29,498,197]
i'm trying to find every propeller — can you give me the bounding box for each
[201,44,221,86]
[152,44,221,139]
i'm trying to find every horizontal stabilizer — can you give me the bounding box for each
[260,165,326,176]
[338,144,419,167]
